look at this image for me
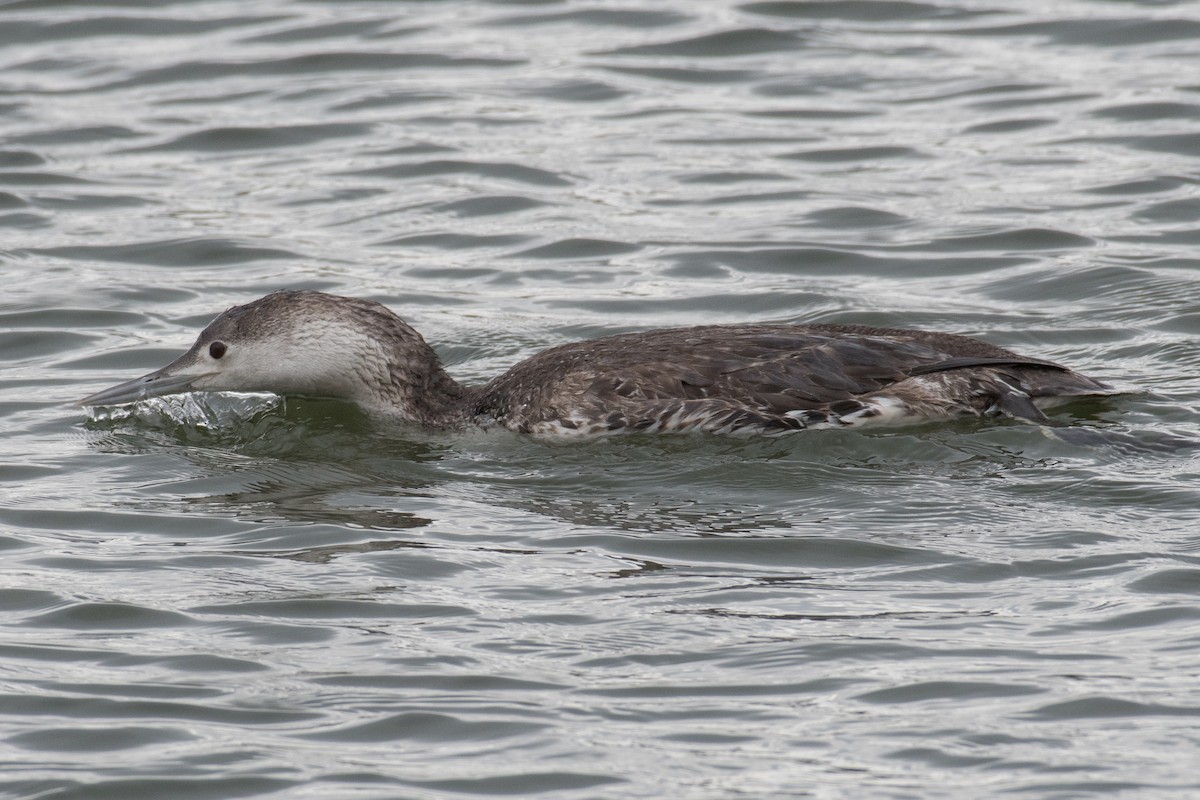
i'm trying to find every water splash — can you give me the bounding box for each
[84,392,283,430]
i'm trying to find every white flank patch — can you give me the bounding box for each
[838,396,918,427]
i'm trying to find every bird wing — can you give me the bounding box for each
[472,324,1110,433]
[476,326,974,428]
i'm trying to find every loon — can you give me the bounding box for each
[78,290,1112,436]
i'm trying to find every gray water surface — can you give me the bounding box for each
[3,0,1200,798]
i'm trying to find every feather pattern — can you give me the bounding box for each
[470,322,1110,435]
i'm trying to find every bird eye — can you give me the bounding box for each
[208,341,227,359]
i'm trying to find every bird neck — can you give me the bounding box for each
[358,321,474,428]
[394,362,472,429]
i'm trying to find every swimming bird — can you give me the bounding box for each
[78,290,1111,436]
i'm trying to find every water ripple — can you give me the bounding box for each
[4,0,1200,798]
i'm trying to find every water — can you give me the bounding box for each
[3,0,1200,797]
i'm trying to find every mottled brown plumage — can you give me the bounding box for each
[79,291,1112,436]
[472,323,1105,434]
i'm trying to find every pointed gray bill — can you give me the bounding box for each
[77,365,211,407]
